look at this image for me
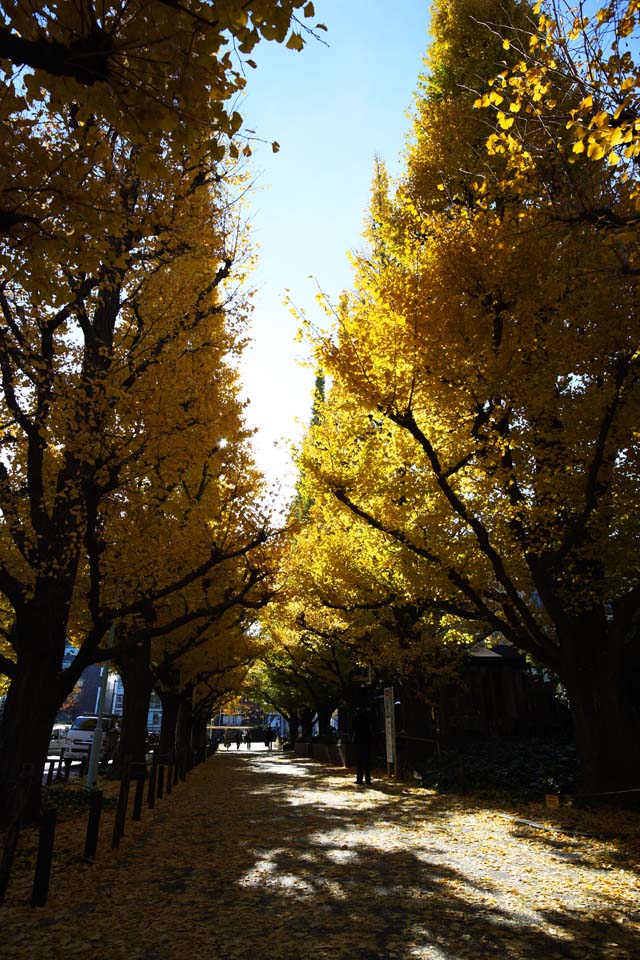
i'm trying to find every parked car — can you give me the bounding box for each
[62,714,120,760]
[48,723,70,756]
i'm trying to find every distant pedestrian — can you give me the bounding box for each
[224,729,233,750]
[235,730,242,749]
[352,706,373,786]
[264,729,273,751]
[244,729,252,750]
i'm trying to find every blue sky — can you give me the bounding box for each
[237,1,432,498]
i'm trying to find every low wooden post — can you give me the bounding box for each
[111,765,131,850]
[157,763,165,800]
[147,752,158,809]
[131,765,146,822]
[0,810,21,905]
[31,807,57,907]
[166,758,173,795]
[0,768,32,905]
[83,790,103,861]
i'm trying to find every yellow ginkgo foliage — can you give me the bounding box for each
[475,0,640,216]
[298,0,640,800]
[0,115,266,822]
[0,1,320,157]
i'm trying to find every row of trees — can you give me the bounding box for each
[0,0,322,823]
[258,0,640,799]
[2,0,639,816]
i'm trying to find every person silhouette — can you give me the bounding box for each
[352,706,374,786]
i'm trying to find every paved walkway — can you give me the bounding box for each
[4,750,640,960]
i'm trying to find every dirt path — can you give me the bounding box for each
[3,751,640,960]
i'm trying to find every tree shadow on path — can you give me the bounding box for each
[190,752,639,960]
[3,749,639,960]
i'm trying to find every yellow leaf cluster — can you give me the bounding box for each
[473,1,640,209]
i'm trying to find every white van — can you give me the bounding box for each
[62,714,119,760]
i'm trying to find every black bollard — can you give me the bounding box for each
[157,764,165,800]
[111,766,131,850]
[0,815,21,906]
[0,771,32,905]
[166,759,173,795]
[147,752,158,809]
[132,767,146,822]
[31,807,57,907]
[83,790,103,861]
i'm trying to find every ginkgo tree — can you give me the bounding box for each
[300,0,640,799]
[255,376,460,737]
[257,595,359,738]
[0,106,269,821]
[0,0,326,823]
[0,2,326,332]
[94,394,274,773]
[152,608,267,765]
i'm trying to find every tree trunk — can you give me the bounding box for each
[176,690,193,768]
[300,706,315,740]
[287,713,300,740]
[316,703,336,736]
[0,600,71,825]
[113,638,153,774]
[158,690,181,757]
[558,617,640,801]
[191,710,209,758]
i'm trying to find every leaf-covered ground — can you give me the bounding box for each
[3,750,640,959]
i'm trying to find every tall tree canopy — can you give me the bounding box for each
[0,21,270,820]
[0,0,326,825]
[299,0,640,798]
